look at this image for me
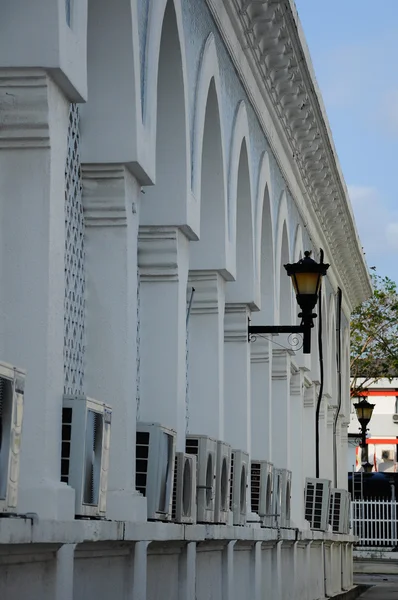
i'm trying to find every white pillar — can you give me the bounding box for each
[303,384,316,480]
[251,338,272,461]
[290,367,304,528]
[318,396,327,477]
[271,350,291,469]
[0,70,74,518]
[326,404,336,482]
[339,421,349,489]
[224,304,251,452]
[82,164,146,521]
[138,227,189,450]
[187,270,225,439]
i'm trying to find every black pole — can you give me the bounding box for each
[315,249,325,478]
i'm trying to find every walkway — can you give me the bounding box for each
[355,574,398,599]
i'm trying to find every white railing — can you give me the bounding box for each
[351,499,398,546]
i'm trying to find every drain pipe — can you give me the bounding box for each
[333,288,342,488]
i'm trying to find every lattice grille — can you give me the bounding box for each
[136,268,141,420]
[64,104,85,395]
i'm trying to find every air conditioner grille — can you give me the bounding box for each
[61,407,73,485]
[305,481,324,529]
[229,452,234,510]
[83,410,103,505]
[136,431,150,496]
[171,455,178,520]
[185,438,199,455]
[330,491,342,532]
[251,461,261,513]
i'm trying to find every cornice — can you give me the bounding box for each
[82,164,130,226]
[0,69,51,148]
[205,0,372,311]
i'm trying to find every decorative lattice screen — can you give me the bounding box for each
[64,104,85,395]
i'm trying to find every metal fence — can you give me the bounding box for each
[351,499,398,546]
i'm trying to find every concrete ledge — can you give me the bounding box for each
[331,585,371,600]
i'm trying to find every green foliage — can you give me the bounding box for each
[351,268,398,397]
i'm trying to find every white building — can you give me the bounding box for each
[349,379,398,473]
[0,0,371,599]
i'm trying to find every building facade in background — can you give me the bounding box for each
[349,379,398,473]
[0,0,371,598]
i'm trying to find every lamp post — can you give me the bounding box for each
[353,398,375,472]
[248,250,329,354]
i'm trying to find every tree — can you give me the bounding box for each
[350,268,398,397]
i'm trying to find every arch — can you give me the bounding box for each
[328,293,337,404]
[189,36,228,271]
[252,151,275,321]
[274,192,292,324]
[293,224,304,263]
[81,0,142,169]
[141,0,190,226]
[320,286,330,395]
[341,327,351,416]
[226,124,255,305]
[228,102,254,246]
[191,33,226,201]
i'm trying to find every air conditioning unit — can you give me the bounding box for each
[392,414,398,424]
[329,488,351,534]
[304,477,331,531]
[214,441,231,524]
[251,460,273,526]
[0,362,26,513]
[381,448,394,461]
[230,449,249,526]
[186,434,217,523]
[136,422,176,521]
[62,395,112,518]
[171,452,197,524]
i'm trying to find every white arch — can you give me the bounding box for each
[192,33,226,202]
[140,0,191,226]
[189,46,228,271]
[293,223,304,262]
[81,0,142,175]
[274,191,292,323]
[253,151,275,317]
[142,0,190,181]
[228,101,254,246]
[328,292,337,403]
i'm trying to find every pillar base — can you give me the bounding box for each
[18,481,75,521]
[106,490,147,522]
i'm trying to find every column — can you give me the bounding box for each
[138,227,189,450]
[318,395,327,477]
[326,403,336,482]
[251,338,272,461]
[303,383,316,481]
[187,271,225,439]
[290,367,304,528]
[339,420,349,489]
[271,350,292,469]
[0,70,74,518]
[82,164,146,521]
[224,304,251,451]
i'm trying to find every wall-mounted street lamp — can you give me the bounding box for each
[248,250,330,354]
[353,397,375,472]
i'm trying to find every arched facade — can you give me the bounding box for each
[0,0,371,598]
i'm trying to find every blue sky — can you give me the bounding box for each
[295,0,398,285]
